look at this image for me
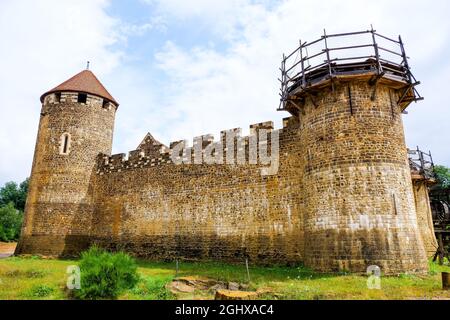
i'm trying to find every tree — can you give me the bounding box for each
[0,203,23,241]
[0,178,29,211]
[0,178,28,241]
[434,165,450,189]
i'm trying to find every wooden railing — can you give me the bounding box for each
[278,27,423,111]
[408,147,435,180]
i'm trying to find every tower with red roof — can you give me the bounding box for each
[16,69,119,255]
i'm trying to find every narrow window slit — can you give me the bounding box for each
[59,133,71,155]
[63,135,69,154]
[348,85,353,115]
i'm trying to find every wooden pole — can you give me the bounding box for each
[245,258,251,283]
[438,233,444,266]
[442,272,450,290]
[299,40,306,88]
[370,25,382,74]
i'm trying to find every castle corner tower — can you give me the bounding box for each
[279,29,428,274]
[15,69,119,256]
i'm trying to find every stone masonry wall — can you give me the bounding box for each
[299,80,428,273]
[91,120,305,264]
[412,180,437,256]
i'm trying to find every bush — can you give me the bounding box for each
[130,277,174,300]
[29,284,54,298]
[0,202,23,241]
[145,277,174,300]
[74,247,140,300]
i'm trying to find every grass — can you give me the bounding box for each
[126,276,175,300]
[27,284,55,298]
[0,256,449,300]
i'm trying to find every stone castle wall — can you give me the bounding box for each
[412,179,438,256]
[16,80,433,274]
[90,119,305,264]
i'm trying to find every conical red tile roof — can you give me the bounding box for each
[40,70,118,106]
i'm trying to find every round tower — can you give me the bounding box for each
[279,29,428,274]
[15,69,118,256]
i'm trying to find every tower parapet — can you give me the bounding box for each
[279,28,423,116]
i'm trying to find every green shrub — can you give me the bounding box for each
[145,277,174,300]
[74,247,140,300]
[29,284,54,297]
[129,277,174,300]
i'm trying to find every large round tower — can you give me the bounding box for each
[15,69,118,256]
[279,29,428,274]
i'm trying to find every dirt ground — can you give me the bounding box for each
[0,242,16,258]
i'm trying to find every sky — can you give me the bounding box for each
[0,0,449,185]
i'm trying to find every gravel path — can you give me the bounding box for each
[0,242,16,259]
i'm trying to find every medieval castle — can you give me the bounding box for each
[16,29,437,274]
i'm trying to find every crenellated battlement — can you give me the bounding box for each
[96,119,297,174]
[43,91,116,110]
[96,149,172,174]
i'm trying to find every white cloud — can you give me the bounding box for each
[141,0,253,40]
[403,61,450,165]
[147,0,450,164]
[118,15,167,40]
[0,0,122,184]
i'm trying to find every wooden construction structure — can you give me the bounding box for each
[409,148,450,265]
[278,27,423,116]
